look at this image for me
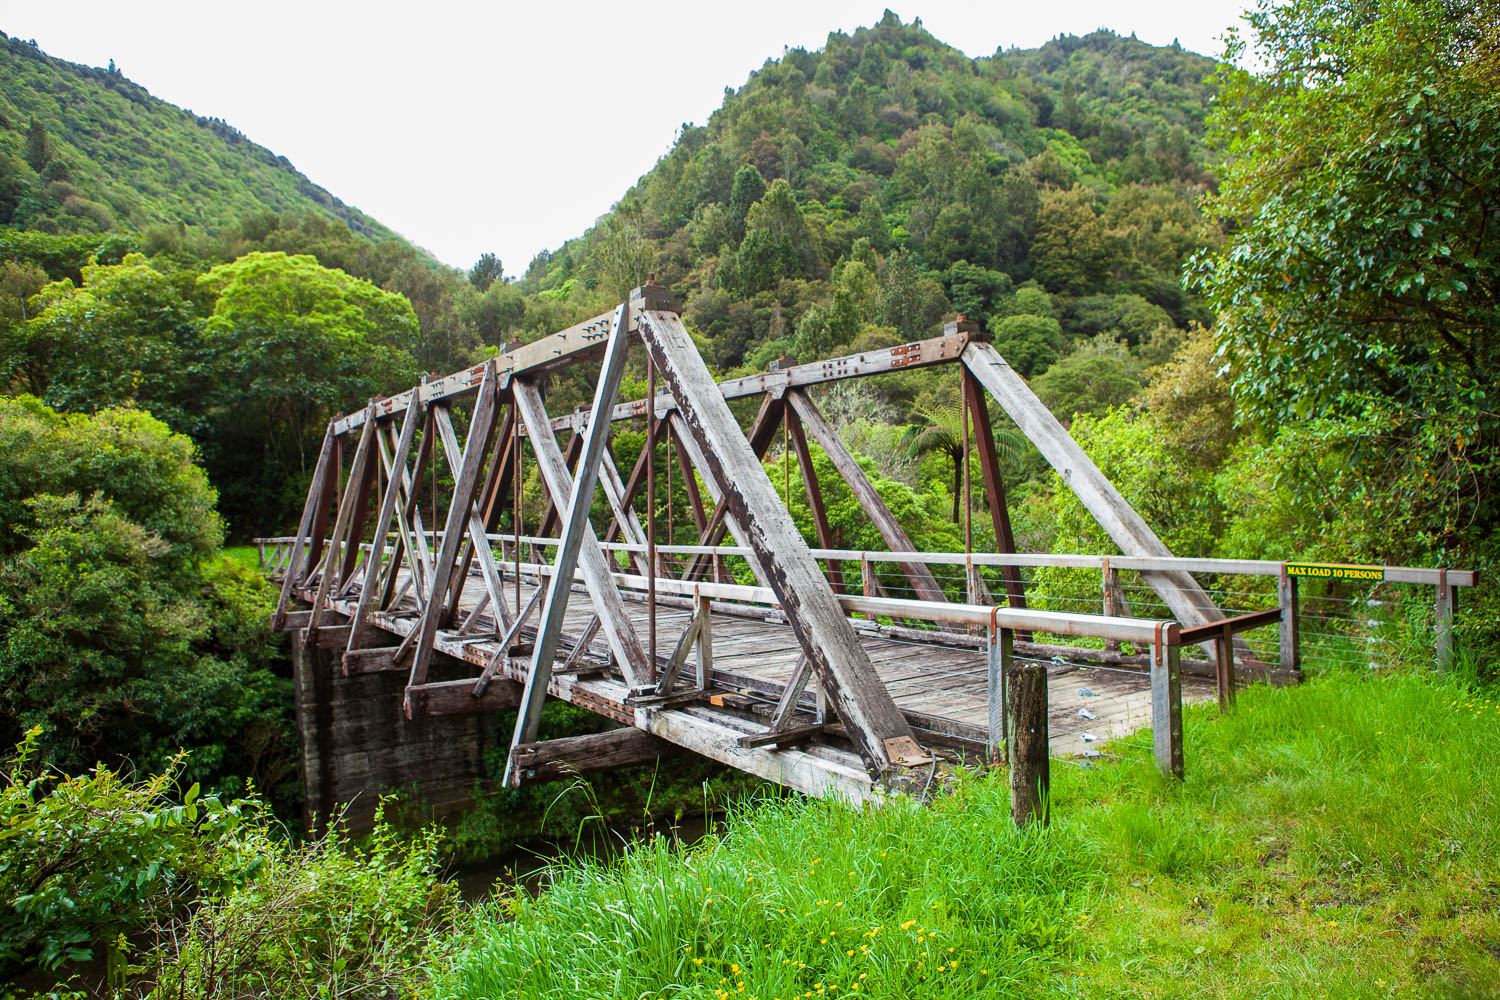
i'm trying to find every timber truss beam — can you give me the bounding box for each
[275,283,1255,803]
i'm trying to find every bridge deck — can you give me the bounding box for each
[307,564,1211,765]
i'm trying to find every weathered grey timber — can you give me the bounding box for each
[308,407,378,637]
[508,381,650,685]
[637,308,918,776]
[432,406,512,631]
[503,302,642,788]
[1007,660,1048,827]
[347,393,423,654]
[546,328,978,435]
[1150,625,1185,778]
[511,728,673,783]
[405,677,522,719]
[266,280,1475,812]
[272,426,336,629]
[405,363,501,691]
[962,341,1250,661]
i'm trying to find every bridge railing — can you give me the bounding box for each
[256,531,1474,678]
[255,531,1294,781]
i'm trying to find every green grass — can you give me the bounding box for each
[218,545,260,572]
[428,664,1500,999]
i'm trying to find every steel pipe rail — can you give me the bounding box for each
[255,535,1477,589]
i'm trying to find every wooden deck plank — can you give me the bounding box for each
[337,564,1215,760]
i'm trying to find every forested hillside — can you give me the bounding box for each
[0,33,397,241]
[0,17,1226,539]
[525,16,1218,379]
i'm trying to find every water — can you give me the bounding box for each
[450,812,718,901]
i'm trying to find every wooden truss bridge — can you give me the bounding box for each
[262,284,1475,810]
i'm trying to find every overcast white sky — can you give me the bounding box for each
[2,1,1251,274]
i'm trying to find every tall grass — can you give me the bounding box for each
[431,663,1500,999]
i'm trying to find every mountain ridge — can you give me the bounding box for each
[0,31,403,245]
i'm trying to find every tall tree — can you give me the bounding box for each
[727,165,767,242]
[23,120,53,173]
[1192,0,1500,555]
[468,252,503,291]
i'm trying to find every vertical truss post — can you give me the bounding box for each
[308,404,378,636]
[273,424,337,628]
[638,304,918,776]
[405,363,500,690]
[785,388,950,606]
[347,393,423,653]
[504,303,639,787]
[784,405,845,593]
[961,362,1028,612]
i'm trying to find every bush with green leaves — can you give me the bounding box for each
[0,397,291,797]
[141,806,458,1000]
[0,728,254,979]
[1,731,458,995]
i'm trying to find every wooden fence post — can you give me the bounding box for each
[1102,557,1120,653]
[1151,622,1184,779]
[1214,623,1235,711]
[1435,569,1456,671]
[1007,659,1048,827]
[1278,566,1300,674]
[986,623,1012,767]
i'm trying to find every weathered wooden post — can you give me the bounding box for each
[1007,658,1049,827]
[1102,557,1121,654]
[986,622,1011,766]
[695,587,713,689]
[1214,623,1235,711]
[1151,622,1184,779]
[1278,565,1301,674]
[1435,569,1456,672]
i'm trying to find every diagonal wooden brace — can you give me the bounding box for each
[503,304,646,787]
[273,425,337,629]
[785,388,950,606]
[638,308,917,775]
[432,406,513,635]
[308,404,378,637]
[347,393,423,655]
[405,362,501,690]
[962,341,1256,664]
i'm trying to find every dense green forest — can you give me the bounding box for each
[0,33,397,241]
[1,0,1497,995]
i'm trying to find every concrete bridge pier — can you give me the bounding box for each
[291,624,496,833]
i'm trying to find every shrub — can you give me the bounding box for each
[0,729,253,979]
